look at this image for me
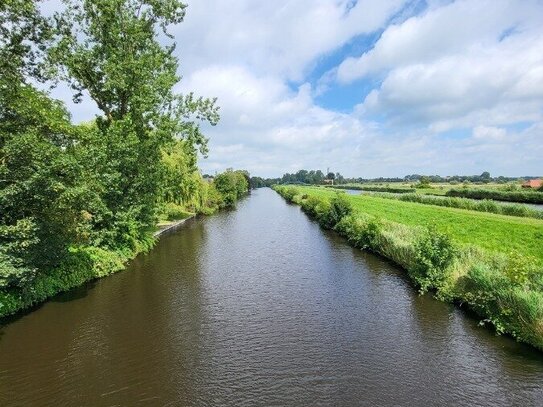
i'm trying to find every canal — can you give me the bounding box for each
[1,188,542,406]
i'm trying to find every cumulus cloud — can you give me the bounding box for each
[174,0,543,177]
[336,0,542,83]
[175,0,407,80]
[358,29,543,129]
[40,0,543,177]
[180,64,374,175]
[340,0,543,136]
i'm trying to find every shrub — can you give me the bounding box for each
[213,170,250,207]
[310,193,353,229]
[501,252,539,288]
[301,195,326,218]
[459,263,510,333]
[410,227,458,293]
[314,199,333,227]
[283,187,300,203]
[460,264,543,346]
[328,194,353,225]
[415,182,431,189]
[161,202,192,221]
[352,218,383,251]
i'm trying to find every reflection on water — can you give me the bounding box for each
[1,188,542,406]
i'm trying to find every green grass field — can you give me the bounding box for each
[300,186,543,263]
[337,182,528,197]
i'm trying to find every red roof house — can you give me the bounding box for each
[522,179,542,189]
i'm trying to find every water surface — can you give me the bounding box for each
[1,188,542,406]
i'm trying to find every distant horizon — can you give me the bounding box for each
[204,169,543,180]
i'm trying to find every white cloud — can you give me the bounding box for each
[175,0,407,81]
[38,0,543,177]
[472,126,507,141]
[336,0,543,83]
[174,0,543,177]
[335,0,543,141]
[358,30,543,128]
[180,64,374,175]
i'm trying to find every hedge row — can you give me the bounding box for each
[446,188,543,204]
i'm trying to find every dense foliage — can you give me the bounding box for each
[214,170,250,206]
[274,185,543,350]
[0,0,248,317]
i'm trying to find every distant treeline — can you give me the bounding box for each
[258,169,538,187]
[263,169,345,186]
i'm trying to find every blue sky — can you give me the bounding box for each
[47,0,543,178]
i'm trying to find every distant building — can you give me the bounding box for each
[522,179,542,189]
[323,179,334,185]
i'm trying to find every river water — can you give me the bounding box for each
[1,188,543,406]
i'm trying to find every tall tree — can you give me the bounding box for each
[49,0,219,248]
[0,0,89,287]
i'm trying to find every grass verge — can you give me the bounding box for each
[368,192,543,220]
[299,187,543,263]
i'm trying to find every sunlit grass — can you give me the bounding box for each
[299,186,543,263]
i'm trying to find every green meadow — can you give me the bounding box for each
[302,186,543,263]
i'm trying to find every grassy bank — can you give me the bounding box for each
[0,244,146,318]
[300,187,543,262]
[369,192,543,220]
[273,185,543,350]
[2,213,193,318]
[446,188,543,204]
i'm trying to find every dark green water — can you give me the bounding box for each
[1,188,543,406]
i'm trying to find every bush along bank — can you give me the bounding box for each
[273,185,543,351]
[0,169,249,319]
[446,188,543,204]
[372,192,543,220]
